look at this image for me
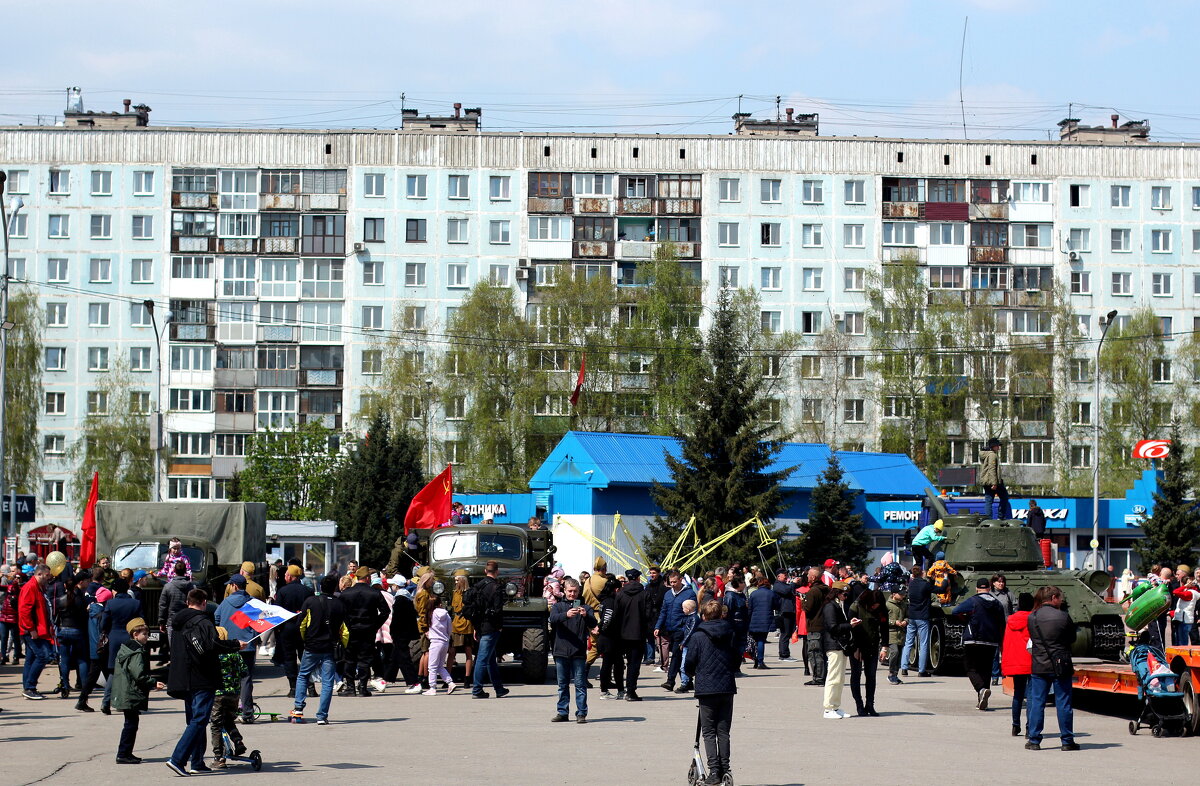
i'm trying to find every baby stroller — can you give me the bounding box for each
[1127,640,1192,737]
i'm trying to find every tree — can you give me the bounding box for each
[1133,424,1200,571]
[66,362,154,505]
[4,288,42,494]
[233,422,344,520]
[329,412,425,571]
[644,290,795,568]
[798,454,869,569]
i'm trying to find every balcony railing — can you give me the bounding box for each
[259,237,298,254]
[617,197,655,215]
[172,236,216,253]
[970,203,1008,220]
[882,202,922,219]
[218,238,255,253]
[303,369,341,386]
[170,323,215,341]
[577,198,611,214]
[614,240,699,260]
[970,246,1008,263]
[573,240,614,259]
[257,369,298,387]
[260,194,298,210]
[656,198,700,215]
[257,324,299,343]
[527,197,573,214]
[172,192,218,209]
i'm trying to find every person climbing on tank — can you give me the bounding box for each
[979,438,1012,520]
[928,554,960,606]
[911,520,946,570]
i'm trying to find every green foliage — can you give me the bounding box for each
[1133,424,1200,571]
[4,288,42,493]
[329,412,425,571]
[798,454,869,569]
[66,362,152,505]
[234,421,344,520]
[644,290,796,569]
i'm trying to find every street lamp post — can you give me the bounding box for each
[0,172,24,549]
[1091,309,1118,571]
[146,300,171,502]
[424,378,434,477]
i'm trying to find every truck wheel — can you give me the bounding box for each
[521,627,548,684]
[1180,671,1199,736]
[928,624,943,673]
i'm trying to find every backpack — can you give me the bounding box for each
[598,596,618,635]
[461,582,488,625]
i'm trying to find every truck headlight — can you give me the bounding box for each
[505,582,518,597]
[432,581,445,595]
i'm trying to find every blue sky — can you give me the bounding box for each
[2,0,1197,140]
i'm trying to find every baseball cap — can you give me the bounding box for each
[824,559,838,568]
[391,574,407,586]
[240,561,255,574]
[132,569,148,582]
[976,577,991,589]
[227,574,247,586]
[625,568,642,581]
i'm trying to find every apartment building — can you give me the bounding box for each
[4,104,1198,541]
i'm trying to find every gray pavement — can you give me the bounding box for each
[0,648,1183,785]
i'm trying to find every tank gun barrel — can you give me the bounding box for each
[924,487,950,521]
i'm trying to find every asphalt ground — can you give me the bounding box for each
[0,643,1184,785]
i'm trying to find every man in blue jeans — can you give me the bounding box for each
[165,589,244,776]
[654,569,697,691]
[550,578,597,722]
[18,565,55,700]
[291,574,348,724]
[900,565,933,677]
[1025,586,1078,751]
[472,561,510,699]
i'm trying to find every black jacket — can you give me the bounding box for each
[772,580,798,616]
[722,591,749,638]
[389,593,419,641]
[802,583,827,632]
[103,594,144,670]
[472,576,505,636]
[821,598,854,654]
[159,576,194,628]
[645,577,668,619]
[613,582,652,642]
[339,582,390,633]
[274,580,313,637]
[1028,605,1075,675]
[550,601,596,658]
[298,593,347,655]
[166,606,240,696]
[748,587,778,633]
[683,619,739,696]
[907,578,933,621]
[1026,506,1047,538]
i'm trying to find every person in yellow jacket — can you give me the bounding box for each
[582,557,608,668]
[223,562,266,601]
[928,555,960,606]
[449,570,475,687]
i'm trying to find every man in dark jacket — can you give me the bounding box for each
[684,599,739,785]
[1025,585,1077,751]
[614,568,652,701]
[1026,500,1047,539]
[292,574,349,724]
[645,565,668,667]
[550,578,597,722]
[721,576,749,675]
[801,568,828,685]
[165,589,243,776]
[654,570,697,692]
[338,567,390,697]
[901,566,933,677]
[471,560,509,699]
[157,562,193,662]
[952,578,1006,710]
[274,565,314,698]
[386,588,421,691]
[772,571,799,662]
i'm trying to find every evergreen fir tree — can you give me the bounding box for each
[799,454,869,569]
[330,412,425,571]
[644,290,795,569]
[1133,424,1200,571]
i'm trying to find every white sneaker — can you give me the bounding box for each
[333,680,345,693]
[404,684,424,694]
[422,688,438,696]
[652,666,664,673]
[446,682,457,695]
[369,678,387,693]
[823,709,847,719]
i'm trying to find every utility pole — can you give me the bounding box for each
[1091,309,1118,571]
[0,173,25,548]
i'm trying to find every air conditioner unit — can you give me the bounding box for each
[352,242,367,253]
[1068,251,1079,262]
[515,267,530,280]
[517,258,531,268]
[833,312,845,322]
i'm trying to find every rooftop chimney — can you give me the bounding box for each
[1112,114,1119,128]
[786,107,794,123]
[454,102,462,119]
[123,98,131,113]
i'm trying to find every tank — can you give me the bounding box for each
[914,489,1125,673]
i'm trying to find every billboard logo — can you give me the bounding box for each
[882,510,921,522]
[1014,508,1068,521]
[1133,440,1171,460]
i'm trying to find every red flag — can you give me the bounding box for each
[569,354,586,406]
[79,471,99,569]
[404,465,453,533]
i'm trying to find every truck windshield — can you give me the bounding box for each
[113,543,205,573]
[430,532,523,562]
[431,532,476,561]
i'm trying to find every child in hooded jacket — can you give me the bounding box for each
[423,595,456,695]
[1001,592,1035,737]
[110,618,163,764]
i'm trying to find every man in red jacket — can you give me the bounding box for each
[18,565,55,700]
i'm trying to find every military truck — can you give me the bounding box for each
[913,489,1125,673]
[97,501,268,645]
[415,523,555,684]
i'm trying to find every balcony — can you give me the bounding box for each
[304,194,346,211]
[970,202,1008,220]
[257,369,298,387]
[969,290,1007,307]
[214,413,255,433]
[172,236,216,253]
[172,192,218,209]
[259,237,298,254]
[303,369,342,386]
[614,240,699,260]
[257,324,299,343]
[213,369,256,388]
[216,323,255,344]
[260,194,298,210]
[170,323,215,342]
[1008,248,1054,265]
[924,202,968,221]
[573,240,613,259]
[218,238,255,253]
[928,290,966,305]
[970,246,1008,264]
[882,202,922,219]
[301,413,341,429]
[656,198,700,216]
[1016,421,1053,438]
[882,246,925,262]
[527,197,573,214]
[617,197,655,215]
[577,198,612,214]
[211,456,246,477]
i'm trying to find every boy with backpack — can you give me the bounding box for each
[211,640,249,767]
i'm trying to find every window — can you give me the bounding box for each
[760,355,782,379]
[844,268,865,291]
[1111,272,1132,295]
[405,262,426,286]
[802,267,823,291]
[760,179,781,203]
[48,214,69,239]
[447,174,469,199]
[1152,272,1172,296]
[800,311,822,334]
[360,305,383,330]
[259,259,296,297]
[929,267,964,289]
[46,302,67,326]
[802,179,823,204]
[843,224,864,248]
[45,347,66,371]
[49,170,70,194]
[215,434,250,457]
[133,170,154,195]
[929,223,965,246]
[1011,266,1050,290]
[447,263,468,287]
[173,211,215,236]
[1153,359,1172,383]
[844,179,865,204]
[1111,228,1131,252]
[405,218,427,243]
[760,311,781,334]
[172,167,217,193]
[1152,186,1172,210]
[1012,182,1050,203]
[1011,442,1052,466]
[844,356,865,378]
[1070,271,1091,294]
[530,216,570,240]
[4,170,28,194]
[43,480,65,504]
[1013,224,1052,248]
[87,347,109,372]
[170,433,211,457]
[1011,311,1051,334]
[88,257,111,283]
[363,172,385,197]
[44,435,65,456]
[355,349,383,377]
[1070,446,1092,469]
[1069,358,1092,383]
[86,391,109,415]
[217,256,254,297]
[7,213,25,238]
[574,174,614,196]
[215,214,256,239]
[1111,185,1131,208]
[255,391,296,429]
[1152,229,1172,253]
[843,313,865,335]
[719,178,740,202]
[718,222,739,246]
[355,217,384,244]
[1071,401,1092,425]
[90,170,112,195]
[718,266,739,289]
[171,345,212,371]
[219,169,258,210]
[1067,228,1090,252]
[800,399,823,423]
[1069,184,1089,207]
[88,302,110,327]
[300,259,343,299]
[45,392,66,415]
[800,356,822,379]
[406,174,427,198]
[485,264,508,286]
[172,256,213,279]
[357,258,382,286]
[489,175,511,201]
[168,478,210,501]
[489,220,511,244]
[446,218,468,243]
[882,222,915,245]
[801,224,823,247]
[131,215,153,239]
[86,214,110,240]
[844,400,865,423]
[403,306,426,330]
[130,347,151,371]
[760,222,780,246]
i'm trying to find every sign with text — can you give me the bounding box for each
[1,495,35,524]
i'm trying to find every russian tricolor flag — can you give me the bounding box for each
[229,598,297,635]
